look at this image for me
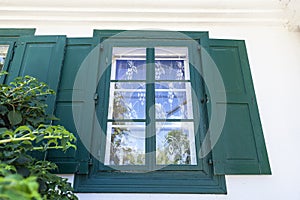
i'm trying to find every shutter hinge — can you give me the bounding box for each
[16,41,25,46]
[208,159,213,165]
[201,94,209,104]
[197,45,201,51]
[94,93,99,104]
[88,158,93,166]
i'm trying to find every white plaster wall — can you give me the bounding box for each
[1,0,300,199]
[56,25,300,200]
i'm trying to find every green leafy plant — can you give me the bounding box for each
[0,72,78,200]
[0,71,56,129]
[0,163,41,200]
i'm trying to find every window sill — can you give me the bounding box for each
[74,170,226,194]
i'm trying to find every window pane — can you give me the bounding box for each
[108,82,146,119]
[105,122,145,165]
[155,47,189,80]
[0,45,9,71]
[156,122,197,165]
[155,82,193,119]
[111,47,146,80]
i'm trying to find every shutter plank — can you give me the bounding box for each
[47,38,98,174]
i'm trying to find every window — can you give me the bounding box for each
[2,29,270,194]
[0,45,9,71]
[71,36,228,193]
[103,46,198,169]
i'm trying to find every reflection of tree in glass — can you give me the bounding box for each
[112,84,127,119]
[112,84,138,119]
[109,127,145,165]
[157,130,191,165]
[109,84,144,165]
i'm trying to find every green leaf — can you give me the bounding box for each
[1,129,14,138]
[35,134,44,143]
[0,127,8,134]
[47,114,60,121]
[27,117,44,127]
[7,110,22,126]
[14,154,32,165]
[0,118,5,126]
[0,70,8,76]
[14,125,32,134]
[0,105,8,115]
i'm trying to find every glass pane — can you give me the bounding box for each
[105,122,145,165]
[156,122,197,165]
[108,82,146,119]
[111,47,146,80]
[155,82,193,119]
[0,45,9,71]
[155,47,189,80]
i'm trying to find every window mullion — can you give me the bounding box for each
[145,48,156,170]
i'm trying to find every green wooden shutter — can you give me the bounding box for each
[6,35,72,171]
[206,39,271,175]
[0,28,35,38]
[7,35,66,117]
[47,38,99,174]
[0,29,36,83]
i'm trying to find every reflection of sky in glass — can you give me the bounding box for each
[155,60,186,80]
[113,60,188,81]
[109,82,193,120]
[155,83,193,119]
[115,60,146,80]
[109,83,146,119]
[0,45,9,71]
[0,57,5,64]
[110,59,193,120]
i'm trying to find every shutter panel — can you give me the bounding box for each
[47,38,99,174]
[7,36,66,117]
[206,39,271,175]
[6,35,72,171]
